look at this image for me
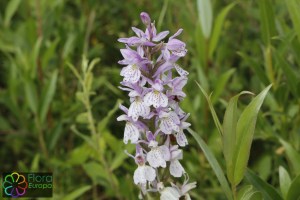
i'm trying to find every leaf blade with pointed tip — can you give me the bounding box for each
[233,85,272,186]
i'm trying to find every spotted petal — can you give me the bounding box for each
[128,100,150,121]
[133,165,156,184]
[174,64,189,77]
[120,65,141,83]
[124,122,139,144]
[144,91,168,108]
[176,131,188,147]
[147,148,167,168]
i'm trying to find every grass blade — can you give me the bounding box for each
[196,82,223,136]
[188,128,232,200]
[197,0,213,39]
[245,169,283,200]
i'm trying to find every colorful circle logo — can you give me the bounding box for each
[2,172,28,197]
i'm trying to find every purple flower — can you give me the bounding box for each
[117,12,195,197]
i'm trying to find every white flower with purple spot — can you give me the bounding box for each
[147,140,170,168]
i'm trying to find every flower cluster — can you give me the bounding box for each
[117,12,196,199]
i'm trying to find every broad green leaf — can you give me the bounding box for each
[196,82,223,136]
[245,169,283,200]
[212,68,236,104]
[237,185,262,200]
[279,139,300,175]
[223,91,253,184]
[39,70,58,124]
[197,0,213,39]
[62,185,92,200]
[209,2,236,58]
[279,166,291,198]
[68,143,92,165]
[76,112,89,124]
[188,128,233,200]
[233,85,272,186]
[258,0,276,45]
[285,0,300,42]
[82,161,108,181]
[4,0,21,27]
[286,174,300,200]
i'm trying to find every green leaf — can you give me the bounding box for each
[285,0,300,42]
[25,80,38,114]
[110,144,135,171]
[275,51,299,98]
[233,85,271,186]
[279,139,300,175]
[197,0,213,39]
[258,0,276,45]
[62,185,92,200]
[245,169,283,200]
[82,161,108,181]
[237,185,262,200]
[39,70,58,124]
[212,68,236,104]
[76,112,89,124]
[188,128,233,200]
[223,91,253,184]
[196,82,223,136]
[4,0,21,27]
[286,174,300,200]
[279,166,291,198]
[209,2,236,58]
[97,99,123,133]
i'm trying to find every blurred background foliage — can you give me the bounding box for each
[0,0,299,199]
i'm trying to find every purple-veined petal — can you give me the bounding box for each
[147,148,166,168]
[176,131,188,147]
[128,100,150,121]
[167,39,185,51]
[124,122,139,144]
[144,91,168,108]
[169,28,183,40]
[153,31,170,42]
[174,64,189,77]
[121,65,141,83]
[132,27,144,37]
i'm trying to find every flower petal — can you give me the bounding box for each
[170,160,185,177]
[147,148,166,168]
[176,131,188,147]
[124,123,139,144]
[121,65,141,83]
[153,31,170,42]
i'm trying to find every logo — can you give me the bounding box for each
[2,172,53,198]
[2,172,28,197]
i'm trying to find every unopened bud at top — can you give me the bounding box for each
[140,12,151,25]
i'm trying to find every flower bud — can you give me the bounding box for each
[140,12,151,25]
